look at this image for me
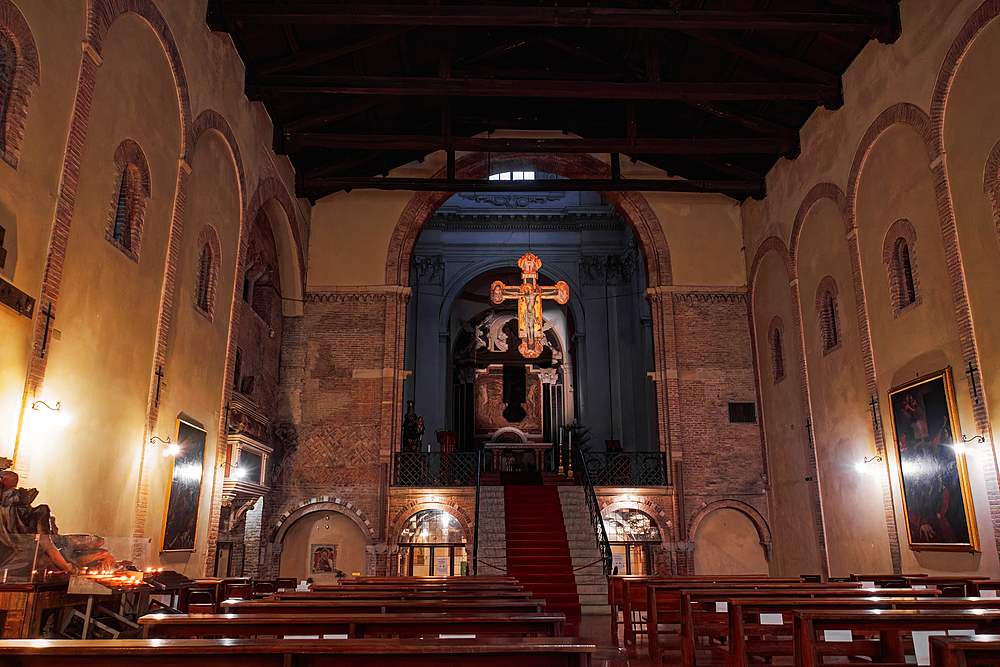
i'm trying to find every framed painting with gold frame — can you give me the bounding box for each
[888,368,979,552]
[161,419,207,552]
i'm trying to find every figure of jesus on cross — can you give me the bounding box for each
[490,253,569,358]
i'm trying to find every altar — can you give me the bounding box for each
[484,441,554,473]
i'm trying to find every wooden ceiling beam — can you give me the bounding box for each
[283,95,395,133]
[253,75,836,102]
[285,133,796,154]
[257,26,413,75]
[300,176,763,196]
[679,29,840,86]
[683,100,799,139]
[211,4,894,33]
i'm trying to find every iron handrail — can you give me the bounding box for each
[574,447,613,576]
[472,448,482,576]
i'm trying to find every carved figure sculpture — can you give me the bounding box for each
[402,401,425,452]
[0,465,116,575]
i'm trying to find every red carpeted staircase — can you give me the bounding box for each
[503,484,582,622]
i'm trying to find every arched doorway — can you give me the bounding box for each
[396,508,468,576]
[603,507,663,575]
[403,171,657,454]
[279,510,369,583]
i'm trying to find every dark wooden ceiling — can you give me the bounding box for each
[207,1,900,202]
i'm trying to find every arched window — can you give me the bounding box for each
[768,316,785,383]
[815,276,842,355]
[0,33,12,154]
[112,166,139,249]
[602,508,661,575]
[882,219,920,317]
[894,238,916,306]
[106,140,150,261]
[397,509,467,576]
[0,7,41,170]
[194,225,222,319]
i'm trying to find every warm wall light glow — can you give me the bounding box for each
[953,442,966,454]
[162,443,181,457]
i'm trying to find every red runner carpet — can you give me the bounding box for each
[503,484,582,625]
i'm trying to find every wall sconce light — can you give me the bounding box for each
[855,455,883,474]
[960,434,985,444]
[30,400,69,426]
[149,435,171,445]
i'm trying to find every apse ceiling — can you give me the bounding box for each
[207,1,901,202]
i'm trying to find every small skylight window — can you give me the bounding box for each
[488,171,534,181]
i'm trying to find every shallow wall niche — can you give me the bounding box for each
[279,510,369,583]
[692,507,769,575]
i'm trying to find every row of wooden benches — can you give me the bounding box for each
[609,573,1000,666]
[0,576,597,665]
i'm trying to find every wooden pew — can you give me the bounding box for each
[681,588,942,666]
[929,634,1000,667]
[0,637,597,666]
[608,575,804,649]
[221,597,547,615]
[138,611,566,639]
[270,588,535,600]
[722,594,1000,667]
[792,609,1000,667]
[644,582,861,660]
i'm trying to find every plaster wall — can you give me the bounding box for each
[1,0,305,576]
[24,14,181,541]
[279,510,368,583]
[693,508,769,575]
[752,251,821,576]
[743,0,1000,577]
[152,129,241,576]
[0,0,85,461]
[796,198,893,576]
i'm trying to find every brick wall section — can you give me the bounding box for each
[670,292,769,535]
[264,289,410,567]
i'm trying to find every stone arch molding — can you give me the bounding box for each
[599,497,671,539]
[386,152,672,288]
[245,177,305,315]
[688,499,773,563]
[272,500,376,545]
[387,498,475,549]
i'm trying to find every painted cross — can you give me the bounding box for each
[490,253,569,358]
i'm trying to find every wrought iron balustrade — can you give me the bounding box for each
[393,451,479,487]
[580,451,669,487]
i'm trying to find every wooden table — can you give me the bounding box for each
[222,598,547,615]
[0,637,596,666]
[138,611,566,639]
[792,608,1000,667]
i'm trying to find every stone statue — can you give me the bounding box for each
[0,461,116,576]
[402,401,425,453]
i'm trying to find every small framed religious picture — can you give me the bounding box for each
[161,419,208,552]
[311,544,338,574]
[888,368,979,552]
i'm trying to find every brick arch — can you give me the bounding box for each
[984,139,1000,250]
[789,183,849,274]
[688,499,772,562]
[272,500,376,545]
[599,498,670,541]
[384,152,672,288]
[881,219,921,317]
[387,499,474,548]
[846,102,934,219]
[105,138,151,261]
[192,109,247,214]
[0,0,40,169]
[246,175,305,305]
[931,0,1000,160]
[87,0,193,156]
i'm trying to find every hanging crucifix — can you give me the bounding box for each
[490,253,569,358]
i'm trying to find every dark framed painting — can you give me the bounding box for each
[888,368,979,552]
[161,419,207,552]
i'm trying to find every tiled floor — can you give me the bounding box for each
[574,614,664,667]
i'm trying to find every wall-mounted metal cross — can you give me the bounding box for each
[490,253,569,359]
